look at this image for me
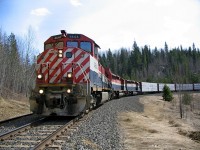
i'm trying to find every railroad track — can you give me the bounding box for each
[32,119,77,150]
[0,113,33,125]
[0,113,89,149]
[0,113,45,136]
[0,117,47,149]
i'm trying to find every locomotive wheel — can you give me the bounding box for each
[90,95,97,108]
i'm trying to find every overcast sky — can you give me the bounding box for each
[1,0,200,52]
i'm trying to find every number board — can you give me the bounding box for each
[67,34,81,39]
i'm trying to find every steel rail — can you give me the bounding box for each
[0,117,46,141]
[0,113,33,125]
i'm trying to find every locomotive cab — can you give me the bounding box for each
[44,30,100,59]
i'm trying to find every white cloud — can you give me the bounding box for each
[31,8,51,16]
[70,0,82,6]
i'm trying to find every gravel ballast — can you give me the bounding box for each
[62,96,144,150]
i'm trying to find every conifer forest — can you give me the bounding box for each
[99,41,200,84]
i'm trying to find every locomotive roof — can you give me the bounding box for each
[45,32,101,49]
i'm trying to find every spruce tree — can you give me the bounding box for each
[162,84,173,101]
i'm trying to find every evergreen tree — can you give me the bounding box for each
[107,49,114,72]
[162,84,173,102]
[99,53,107,67]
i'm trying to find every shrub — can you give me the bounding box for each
[162,84,173,101]
[182,93,192,105]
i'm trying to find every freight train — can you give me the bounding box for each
[29,30,200,116]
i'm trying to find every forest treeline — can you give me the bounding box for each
[0,27,200,99]
[0,28,36,99]
[99,41,200,83]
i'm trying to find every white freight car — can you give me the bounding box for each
[175,84,193,91]
[158,83,175,92]
[194,83,200,90]
[141,82,158,92]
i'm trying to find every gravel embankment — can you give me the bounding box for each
[62,96,144,150]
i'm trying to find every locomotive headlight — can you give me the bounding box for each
[58,50,63,58]
[39,89,44,94]
[67,89,71,93]
[58,53,63,58]
[67,72,72,78]
[37,74,42,79]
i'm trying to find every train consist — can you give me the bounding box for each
[29,30,200,116]
[140,82,200,93]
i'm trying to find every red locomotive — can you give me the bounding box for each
[30,30,137,116]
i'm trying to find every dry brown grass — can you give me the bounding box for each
[118,94,200,150]
[0,97,30,121]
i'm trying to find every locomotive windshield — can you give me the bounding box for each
[66,41,92,53]
[45,43,53,50]
[67,41,78,47]
[55,42,63,48]
[80,41,92,52]
[44,42,63,50]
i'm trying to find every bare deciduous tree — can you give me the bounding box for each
[0,27,37,100]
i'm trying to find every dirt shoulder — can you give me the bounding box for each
[118,93,200,150]
[0,97,30,121]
